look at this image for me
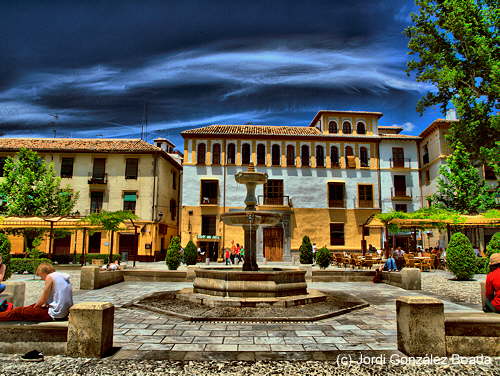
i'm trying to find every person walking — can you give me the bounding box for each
[224,248,231,265]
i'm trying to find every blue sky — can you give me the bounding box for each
[0,0,443,149]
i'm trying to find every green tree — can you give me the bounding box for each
[431,142,496,214]
[0,148,79,250]
[405,0,499,168]
[84,211,138,264]
[183,240,197,266]
[0,233,12,280]
[299,236,313,264]
[485,232,500,258]
[446,232,477,280]
[315,247,331,269]
[166,236,182,270]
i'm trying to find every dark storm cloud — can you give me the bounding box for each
[0,0,435,145]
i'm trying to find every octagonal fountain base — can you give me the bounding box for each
[192,267,309,298]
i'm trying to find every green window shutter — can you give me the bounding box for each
[123,193,137,202]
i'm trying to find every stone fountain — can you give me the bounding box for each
[189,165,316,302]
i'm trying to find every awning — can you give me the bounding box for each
[123,193,137,202]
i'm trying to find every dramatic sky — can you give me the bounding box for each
[0,0,443,148]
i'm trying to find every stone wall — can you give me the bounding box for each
[80,266,124,290]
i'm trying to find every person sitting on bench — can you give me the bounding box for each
[0,263,73,322]
[484,253,500,314]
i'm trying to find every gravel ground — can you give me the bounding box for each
[0,357,498,376]
[421,270,486,305]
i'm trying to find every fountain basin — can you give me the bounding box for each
[193,268,308,297]
[220,211,281,226]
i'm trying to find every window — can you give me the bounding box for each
[358,185,373,208]
[394,175,407,196]
[328,182,345,207]
[197,143,206,164]
[360,147,369,167]
[392,147,405,168]
[316,145,325,167]
[422,144,429,164]
[227,143,236,164]
[345,146,355,168]
[125,158,138,179]
[0,157,6,177]
[328,121,338,134]
[484,165,496,180]
[170,199,177,221]
[200,180,218,204]
[257,144,266,165]
[90,191,104,213]
[330,146,339,167]
[172,171,177,190]
[301,145,310,167]
[271,144,281,166]
[201,215,217,236]
[395,204,408,212]
[362,226,370,236]
[263,179,284,205]
[356,122,366,134]
[88,232,101,253]
[123,192,137,213]
[286,145,295,167]
[242,144,251,165]
[60,157,74,178]
[342,121,352,134]
[92,158,106,180]
[212,143,221,165]
[330,223,345,246]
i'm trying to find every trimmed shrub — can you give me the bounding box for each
[315,247,331,269]
[485,232,500,258]
[11,258,53,274]
[475,257,490,274]
[183,240,197,266]
[446,232,477,280]
[166,236,182,270]
[299,236,313,264]
[0,233,11,280]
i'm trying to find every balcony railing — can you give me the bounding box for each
[258,195,290,206]
[390,158,411,168]
[391,187,413,200]
[328,199,345,208]
[358,199,374,208]
[200,197,218,205]
[345,156,356,169]
[88,173,108,184]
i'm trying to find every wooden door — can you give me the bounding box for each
[119,234,138,257]
[53,234,71,255]
[263,227,283,261]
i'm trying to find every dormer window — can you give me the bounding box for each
[328,121,338,134]
[342,121,352,134]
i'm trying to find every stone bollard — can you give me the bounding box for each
[400,268,421,290]
[396,296,446,356]
[66,302,114,358]
[2,282,25,307]
[186,266,196,281]
[300,265,312,281]
[80,266,100,290]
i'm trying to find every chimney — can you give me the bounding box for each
[446,109,457,120]
[154,138,175,153]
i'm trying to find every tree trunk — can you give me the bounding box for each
[108,230,114,264]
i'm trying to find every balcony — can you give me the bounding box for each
[390,158,411,169]
[258,195,291,206]
[200,197,218,205]
[88,173,108,184]
[328,199,345,208]
[391,187,412,200]
[345,156,356,169]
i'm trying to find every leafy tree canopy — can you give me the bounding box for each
[405,0,499,168]
[430,142,497,214]
[84,210,138,232]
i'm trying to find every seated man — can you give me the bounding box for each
[484,253,500,313]
[384,252,397,272]
[0,263,73,322]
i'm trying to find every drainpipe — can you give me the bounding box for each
[152,153,158,222]
[377,141,383,251]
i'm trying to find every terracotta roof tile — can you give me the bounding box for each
[0,138,162,153]
[182,124,322,136]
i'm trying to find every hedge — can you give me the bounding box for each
[8,253,121,265]
[0,233,12,280]
[11,258,53,274]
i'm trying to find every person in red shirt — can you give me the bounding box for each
[484,253,500,313]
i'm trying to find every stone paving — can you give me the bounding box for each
[66,280,479,357]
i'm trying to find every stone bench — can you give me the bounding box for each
[0,302,114,358]
[0,282,26,307]
[396,296,500,357]
[382,268,421,290]
[80,266,124,290]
